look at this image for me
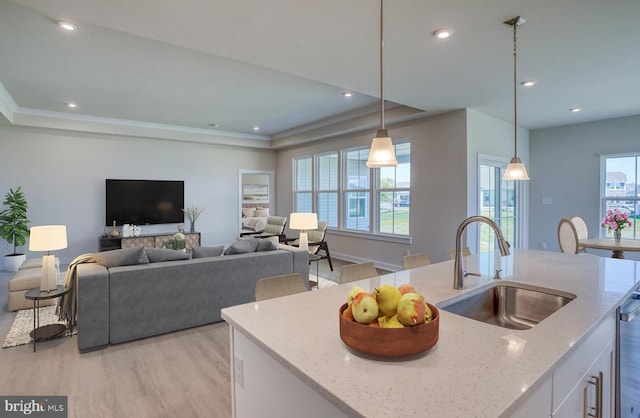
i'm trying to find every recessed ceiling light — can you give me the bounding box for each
[57,21,77,31]
[66,102,77,109]
[253,126,260,131]
[569,108,582,113]
[433,29,452,39]
[343,92,352,97]
[520,80,537,87]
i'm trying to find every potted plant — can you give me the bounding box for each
[0,187,30,272]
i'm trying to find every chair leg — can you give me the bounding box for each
[321,242,334,271]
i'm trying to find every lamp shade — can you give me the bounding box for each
[366,130,398,168]
[503,157,530,181]
[289,213,318,231]
[29,225,68,252]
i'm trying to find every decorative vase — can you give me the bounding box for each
[109,220,120,238]
[190,221,195,233]
[614,229,622,243]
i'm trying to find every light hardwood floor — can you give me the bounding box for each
[0,258,378,418]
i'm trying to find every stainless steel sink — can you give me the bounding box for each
[439,282,576,330]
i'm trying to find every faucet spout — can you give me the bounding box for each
[453,216,510,290]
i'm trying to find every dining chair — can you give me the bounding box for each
[255,273,308,301]
[339,262,378,284]
[448,246,471,260]
[569,215,588,253]
[557,218,581,254]
[402,253,431,270]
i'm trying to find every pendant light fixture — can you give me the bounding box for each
[502,16,530,181]
[366,0,398,168]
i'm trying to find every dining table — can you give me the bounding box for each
[579,237,640,259]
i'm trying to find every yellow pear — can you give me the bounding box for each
[379,314,405,328]
[397,292,426,326]
[424,302,433,322]
[351,292,379,324]
[347,286,366,305]
[374,284,402,318]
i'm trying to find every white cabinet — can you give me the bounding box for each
[552,313,616,418]
[553,339,614,417]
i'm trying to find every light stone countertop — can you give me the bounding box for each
[221,249,640,417]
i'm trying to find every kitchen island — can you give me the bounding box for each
[221,249,640,417]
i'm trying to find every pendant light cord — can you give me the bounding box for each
[380,0,385,130]
[512,20,518,157]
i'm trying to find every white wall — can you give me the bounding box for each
[529,115,640,260]
[466,109,530,250]
[0,124,276,265]
[276,111,470,269]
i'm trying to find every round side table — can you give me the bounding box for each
[25,285,70,352]
[309,254,322,290]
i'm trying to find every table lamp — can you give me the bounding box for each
[29,225,67,292]
[289,213,318,251]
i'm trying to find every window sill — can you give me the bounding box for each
[327,229,412,245]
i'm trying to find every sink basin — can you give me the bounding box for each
[439,282,576,330]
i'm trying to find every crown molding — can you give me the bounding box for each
[271,104,431,149]
[8,107,273,148]
[0,82,17,124]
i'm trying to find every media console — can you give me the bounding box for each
[99,232,201,252]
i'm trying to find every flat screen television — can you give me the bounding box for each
[106,179,184,226]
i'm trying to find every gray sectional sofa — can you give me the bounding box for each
[76,244,309,352]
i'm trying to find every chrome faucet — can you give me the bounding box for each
[454,216,511,289]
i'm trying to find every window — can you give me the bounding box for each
[601,154,639,240]
[294,157,312,212]
[344,148,370,231]
[479,160,516,252]
[316,152,338,228]
[378,142,410,235]
[293,142,411,239]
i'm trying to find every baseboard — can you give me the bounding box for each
[329,251,401,273]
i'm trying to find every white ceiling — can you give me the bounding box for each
[1,0,639,146]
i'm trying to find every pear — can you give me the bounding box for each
[397,292,426,326]
[374,284,402,318]
[347,286,367,305]
[351,292,379,324]
[379,314,405,328]
[424,303,433,322]
[342,304,355,321]
[397,283,417,295]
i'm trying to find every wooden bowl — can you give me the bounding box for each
[338,302,439,357]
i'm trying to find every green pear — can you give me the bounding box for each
[351,292,379,324]
[397,292,426,326]
[374,284,402,318]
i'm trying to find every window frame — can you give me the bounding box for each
[375,141,411,236]
[293,155,313,213]
[292,142,412,244]
[600,153,639,240]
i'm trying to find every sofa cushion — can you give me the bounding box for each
[256,237,279,252]
[192,246,225,259]
[144,247,190,263]
[224,238,260,255]
[8,268,43,292]
[19,257,58,270]
[92,247,149,268]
